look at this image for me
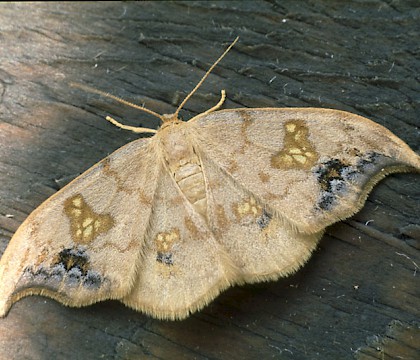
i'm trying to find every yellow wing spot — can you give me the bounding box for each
[64,194,114,244]
[154,229,180,253]
[294,130,305,141]
[271,120,319,170]
[237,201,250,215]
[71,208,82,217]
[234,197,263,220]
[154,229,180,269]
[83,225,93,238]
[72,197,82,208]
[289,148,302,154]
[94,219,101,230]
[293,154,307,164]
[82,218,93,227]
[286,123,296,132]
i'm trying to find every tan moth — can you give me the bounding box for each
[0,38,419,320]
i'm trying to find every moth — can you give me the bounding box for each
[0,38,419,320]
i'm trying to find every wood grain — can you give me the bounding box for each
[0,2,418,359]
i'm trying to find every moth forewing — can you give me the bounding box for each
[190,107,420,234]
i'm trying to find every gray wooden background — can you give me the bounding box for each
[0,2,418,359]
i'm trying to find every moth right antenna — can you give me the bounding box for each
[174,36,239,118]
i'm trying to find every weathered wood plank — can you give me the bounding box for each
[0,2,418,359]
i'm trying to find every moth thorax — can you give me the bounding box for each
[162,129,207,218]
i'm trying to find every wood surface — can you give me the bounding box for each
[0,2,418,359]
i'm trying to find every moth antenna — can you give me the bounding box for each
[105,115,158,134]
[197,90,226,118]
[174,36,239,118]
[70,82,165,122]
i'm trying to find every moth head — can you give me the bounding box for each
[158,114,185,132]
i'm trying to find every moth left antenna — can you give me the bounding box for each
[70,83,161,134]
